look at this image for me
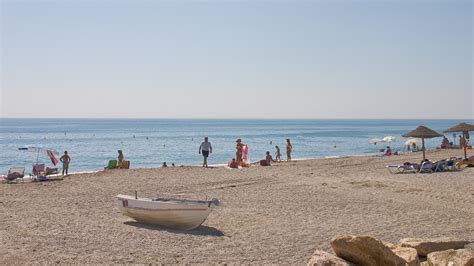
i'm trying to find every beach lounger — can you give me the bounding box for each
[386,164,418,174]
[419,161,433,173]
[432,160,448,172]
[45,167,59,175]
[106,160,117,169]
[7,167,25,182]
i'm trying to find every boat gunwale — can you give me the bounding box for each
[117,194,218,207]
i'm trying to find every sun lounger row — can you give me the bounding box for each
[386,157,463,174]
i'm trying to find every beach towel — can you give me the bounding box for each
[243,144,249,162]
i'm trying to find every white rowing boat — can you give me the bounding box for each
[117,194,220,230]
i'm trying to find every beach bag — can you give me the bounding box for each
[122,160,130,169]
[107,160,117,169]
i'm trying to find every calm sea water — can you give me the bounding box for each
[0,119,472,174]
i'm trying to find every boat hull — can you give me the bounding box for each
[117,195,214,230]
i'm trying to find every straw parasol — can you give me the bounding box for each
[444,122,474,159]
[402,126,443,160]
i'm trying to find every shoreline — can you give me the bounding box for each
[17,148,458,177]
[61,148,462,175]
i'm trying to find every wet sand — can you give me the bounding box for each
[1,149,473,264]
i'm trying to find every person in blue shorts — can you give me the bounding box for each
[199,137,213,168]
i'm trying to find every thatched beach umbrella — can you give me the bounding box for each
[444,122,474,159]
[402,126,443,160]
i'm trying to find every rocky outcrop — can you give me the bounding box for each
[426,249,474,266]
[391,247,420,266]
[400,238,470,256]
[331,235,408,266]
[307,250,354,266]
[307,236,471,266]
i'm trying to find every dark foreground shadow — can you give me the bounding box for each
[124,221,225,236]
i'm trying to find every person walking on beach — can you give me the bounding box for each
[199,136,212,168]
[286,139,293,162]
[60,151,71,176]
[275,145,282,162]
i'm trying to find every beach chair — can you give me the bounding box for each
[419,161,433,173]
[45,167,59,176]
[7,167,25,182]
[446,157,462,170]
[32,164,45,175]
[433,160,448,172]
[106,160,117,169]
[385,164,418,174]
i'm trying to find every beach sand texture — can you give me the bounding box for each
[1,149,473,264]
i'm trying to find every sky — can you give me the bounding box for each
[1,0,473,119]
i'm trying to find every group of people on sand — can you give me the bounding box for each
[61,137,293,174]
[440,135,470,149]
[197,136,294,168]
[231,138,293,168]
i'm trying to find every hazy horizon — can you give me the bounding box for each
[2,0,473,119]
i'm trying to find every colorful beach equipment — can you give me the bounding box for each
[117,194,220,230]
[402,126,443,160]
[444,122,474,160]
[19,146,59,166]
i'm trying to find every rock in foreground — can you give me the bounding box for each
[426,249,474,266]
[391,247,420,266]
[307,250,354,266]
[331,235,409,266]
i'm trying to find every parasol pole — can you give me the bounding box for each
[422,138,426,160]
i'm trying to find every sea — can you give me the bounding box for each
[1,119,472,174]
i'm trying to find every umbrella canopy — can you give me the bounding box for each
[369,138,382,145]
[19,146,60,166]
[443,122,474,159]
[402,126,443,160]
[19,146,60,156]
[444,122,474,133]
[382,136,397,143]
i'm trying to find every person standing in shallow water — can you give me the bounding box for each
[235,138,244,166]
[117,150,124,167]
[199,137,212,168]
[60,151,71,176]
[286,139,293,162]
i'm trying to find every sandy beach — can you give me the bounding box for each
[1,149,473,264]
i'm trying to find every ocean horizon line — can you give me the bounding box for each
[1,117,472,121]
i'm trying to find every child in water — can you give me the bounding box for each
[275,145,281,162]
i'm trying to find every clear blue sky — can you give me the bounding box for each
[1,0,472,119]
